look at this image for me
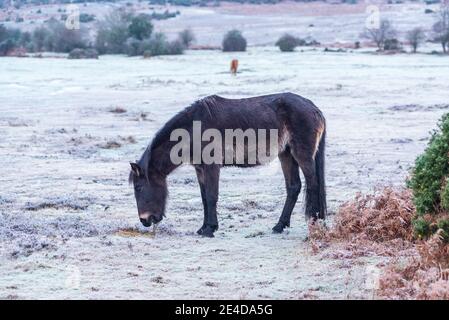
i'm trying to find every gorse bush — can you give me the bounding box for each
[129,33,184,57]
[408,113,449,214]
[408,113,449,241]
[275,34,299,52]
[383,38,401,51]
[222,30,247,52]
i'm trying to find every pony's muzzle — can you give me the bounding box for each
[140,218,152,227]
[139,212,162,227]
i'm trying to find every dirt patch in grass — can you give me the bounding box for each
[115,228,156,238]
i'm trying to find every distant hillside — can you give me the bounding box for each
[0,0,364,9]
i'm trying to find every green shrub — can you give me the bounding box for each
[125,37,142,56]
[441,179,449,210]
[166,39,184,55]
[413,217,431,239]
[222,30,246,52]
[0,38,15,56]
[384,38,401,51]
[408,113,449,214]
[79,13,95,23]
[68,48,99,59]
[409,113,449,241]
[128,13,153,40]
[275,34,299,52]
[140,33,184,57]
[142,32,167,56]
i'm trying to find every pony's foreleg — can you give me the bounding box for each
[196,164,220,237]
[273,150,301,233]
[195,167,208,235]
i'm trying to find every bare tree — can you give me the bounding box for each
[363,19,397,51]
[433,1,449,53]
[178,28,195,48]
[407,27,426,53]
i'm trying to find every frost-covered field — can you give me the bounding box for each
[1,48,449,299]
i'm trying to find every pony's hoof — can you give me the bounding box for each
[201,232,215,238]
[200,225,216,238]
[272,223,285,234]
[197,225,206,235]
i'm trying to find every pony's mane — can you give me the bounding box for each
[129,96,218,183]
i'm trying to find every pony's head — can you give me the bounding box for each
[129,162,167,227]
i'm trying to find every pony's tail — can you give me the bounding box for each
[315,127,327,219]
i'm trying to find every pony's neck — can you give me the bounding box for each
[148,141,180,177]
[145,102,196,177]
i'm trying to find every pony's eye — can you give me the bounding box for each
[135,185,143,192]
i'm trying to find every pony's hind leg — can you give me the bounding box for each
[294,154,320,220]
[273,149,301,233]
[288,127,323,221]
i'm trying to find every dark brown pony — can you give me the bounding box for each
[130,92,326,237]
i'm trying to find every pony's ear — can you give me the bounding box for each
[130,162,142,177]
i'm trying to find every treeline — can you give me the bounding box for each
[3,4,449,56]
[149,0,359,5]
[148,0,358,5]
[275,3,449,53]
[359,3,449,54]
[0,0,361,9]
[0,18,88,55]
[0,9,193,57]
[1,0,116,9]
[0,22,246,57]
[148,0,280,5]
